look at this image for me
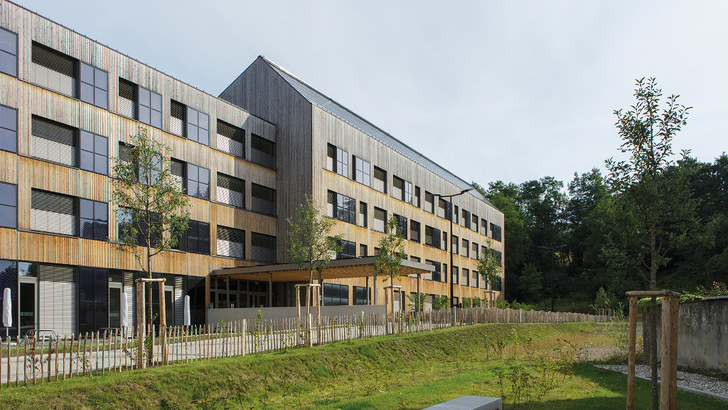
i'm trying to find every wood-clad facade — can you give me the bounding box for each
[220,57,505,310]
[0,1,504,337]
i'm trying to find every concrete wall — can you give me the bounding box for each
[208,304,387,326]
[645,297,728,374]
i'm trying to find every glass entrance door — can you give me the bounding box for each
[109,285,121,328]
[19,282,36,336]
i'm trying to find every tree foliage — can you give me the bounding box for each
[374,217,407,284]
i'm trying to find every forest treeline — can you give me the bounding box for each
[474,154,728,312]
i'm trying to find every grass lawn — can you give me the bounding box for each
[0,322,723,409]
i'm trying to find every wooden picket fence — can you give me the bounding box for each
[0,307,607,387]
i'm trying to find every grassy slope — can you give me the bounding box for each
[0,323,722,409]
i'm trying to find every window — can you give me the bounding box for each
[31,190,76,236]
[251,184,276,216]
[494,250,503,266]
[0,105,17,153]
[79,199,108,241]
[405,181,414,205]
[443,264,447,283]
[492,276,502,292]
[472,214,478,231]
[118,207,160,247]
[0,28,17,77]
[217,173,245,208]
[359,244,368,257]
[462,239,469,257]
[217,225,244,259]
[462,209,470,228]
[373,166,387,193]
[472,242,479,259]
[392,176,404,201]
[336,239,356,259]
[216,120,244,158]
[118,78,136,119]
[31,116,76,166]
[251,232,276,263]
[326,144,348,177]
[425,260,441,282]
[178,220,210,254]
[0,182,17,229]
[454,205,459,224]
[170,159,185,191]
[452,235,458,254]
[353,156,371,186]
[424,226,440,248]
[373,207,386,232]
[414,186,421,208]
[353,286,370,305]
[186,163,210,200]
[424,192,434,213]
[323,283,349,306]
[490,223,502,242]
[472,269,479,288]
[251,133,276,169]
[437,198,448,219]
[187,106,210,146]
[138,86,162,128]
[410,256,421,263]
[170,100,185,136]
[442,231,448,251]
[462,268,469,287]
[481,219,488,235]
[327,191,355,224]
[391,214,407,239]
[79,62,108,109]
[79,131,108,175]
[78,267,108,333]
[358,201,367,227]
[410,220,421,243]
[452,266,459,285]
[32,42,76,97]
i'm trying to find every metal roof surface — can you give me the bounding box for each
[260,57,491,205]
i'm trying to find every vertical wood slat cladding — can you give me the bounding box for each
[0,227,17,260]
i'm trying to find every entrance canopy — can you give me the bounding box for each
[210,257,434,282]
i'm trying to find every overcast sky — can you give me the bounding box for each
[16,0,728,188]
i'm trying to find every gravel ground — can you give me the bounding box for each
[595,364,728,401]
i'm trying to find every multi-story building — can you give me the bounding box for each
[0,0,503,337]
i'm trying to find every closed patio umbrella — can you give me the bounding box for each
[3,287,12,338]
[184,295,191,326]
[120,292,128,330]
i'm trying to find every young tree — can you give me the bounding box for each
[287,195,342,321]
[112,128,190,326]
[476,238,502,291]
[374,217,406,317]
[605,77,694,291]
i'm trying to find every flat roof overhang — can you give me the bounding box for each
[210,257,435,282]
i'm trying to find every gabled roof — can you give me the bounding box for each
[259,56,491,205]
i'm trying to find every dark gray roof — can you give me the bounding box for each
[260,57,491,205]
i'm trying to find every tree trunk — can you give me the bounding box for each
[650,221,658,410]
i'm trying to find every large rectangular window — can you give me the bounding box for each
[0,182,17,229]
[79,198,108,241]
[481,219,488,235]
[410,220,421,243]
[490,223,502,242]
[437,198,448,219]
[216,120,244,158]
[462,209,470,228]
[79,131,108,175]
[78,267,108,334]
[187,106,210,146]
[353,286,370,305]
[217,225,245,259]
[373,207,386,232]
[327,191,355,224]
[251,232,276,263]
[353,156,371,186]
[138,86,162,128]
[31,190,76,236]
[405,181,414,205]
[452,266,459,285]
[0,28,18,77]
[336,239,356,259]
[32,116,76,166]
[462,268,469,287]
[0,105,17,153]
[79,62,108,109]
[425,260,441,282]
[326,144,348,178]
[472,214,479,231]
[424,226,440,248]
[251,183,276,216]
[373,166,387,193]
[177,220,210,254]
[472,269,479,288]
[393,214,408,239]
[217,173,245,208]
[186,163,210,200]
[32,42,76,97]
[251,134,275,169]
[452,235,459,254]
[472,242,479,259]
[323,283,349,306]
[424,192,434,213]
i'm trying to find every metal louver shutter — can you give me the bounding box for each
[31,190,76,235]
[123,272,135,330]
[38,264,76,337]
[174,276,183,327]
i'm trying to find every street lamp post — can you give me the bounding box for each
[434,188,473,326]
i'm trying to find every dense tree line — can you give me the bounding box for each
[474,79,727,312]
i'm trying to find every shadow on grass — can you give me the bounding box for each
[508,364,724,410]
